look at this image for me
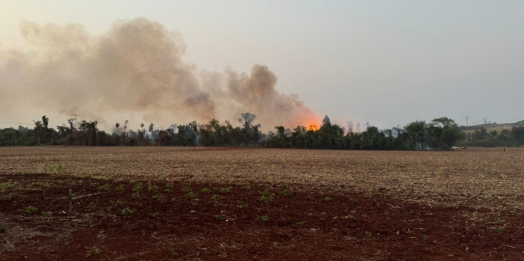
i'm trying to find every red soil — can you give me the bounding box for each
[1,174,523,260]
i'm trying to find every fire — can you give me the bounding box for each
[304,114,321,131]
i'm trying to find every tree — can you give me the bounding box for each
[404,121,427,150]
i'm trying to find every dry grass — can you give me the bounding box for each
[1,146,523,210]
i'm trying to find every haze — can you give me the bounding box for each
[1,1,523,130]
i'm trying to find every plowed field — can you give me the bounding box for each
[1,147,523,260]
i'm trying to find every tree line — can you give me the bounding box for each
[0,114,478,150]
[458,126,524,147]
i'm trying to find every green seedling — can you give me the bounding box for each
[153,194,166,203]
[148,185,159,192]
[281,188,292,196]
[219,187,232,193]
[211,194,223,207]
[215,214,227,220]
[120,207,136,215]
[260,189,274,204]
[185,192,198,199]
[89,245,101,254]
[26,205,38,214]
[257,215,269,222]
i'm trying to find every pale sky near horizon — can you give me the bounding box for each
[1,1,523,130]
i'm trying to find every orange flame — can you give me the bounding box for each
[309,125,317,131]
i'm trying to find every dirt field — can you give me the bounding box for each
[1,147,523,260]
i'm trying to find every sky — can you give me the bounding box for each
[1,1,523,131]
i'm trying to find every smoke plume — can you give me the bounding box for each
[0,17,317,130]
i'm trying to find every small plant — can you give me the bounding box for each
[36,181,51,188]
[182,186,192,192]
[99,183,110,191]
[215,214,227,220]
[257,215,269,222]
[323,196,332,201]
[237,201,248,209]
[211,195,223,207]
[347,214,357,220]
[133,182,143,191]
[148,185,159,192]
[151,212,160,217]
[348,198,358,204]
[88,245,101,254]
[116,200,126,206]
[332,228,339,233]
[171,251,178,258]
[296,221,306,229]
[201,188,211,193]
[153,194,166,203]
[41,211,52,217]
[0,181,18,192]
[116,184,125,191]
[260,189,274,204]
[278,183,288,188]
[120,207,136,215]
[281,188,292,196]
[132,182,143,197]
[242,185,251,190]
[0,226,6,233]
[185,192,198,199]
[422,235,428,240]
[1,193,16,200]
[26,205,38,214]
[219,187,232,193]
[46,163,64,174]
[365,231,372,237]
[94,210,106,217]
[496,226,505,234]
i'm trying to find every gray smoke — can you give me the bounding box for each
[0,17,316,130]
[347,121,354,133]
